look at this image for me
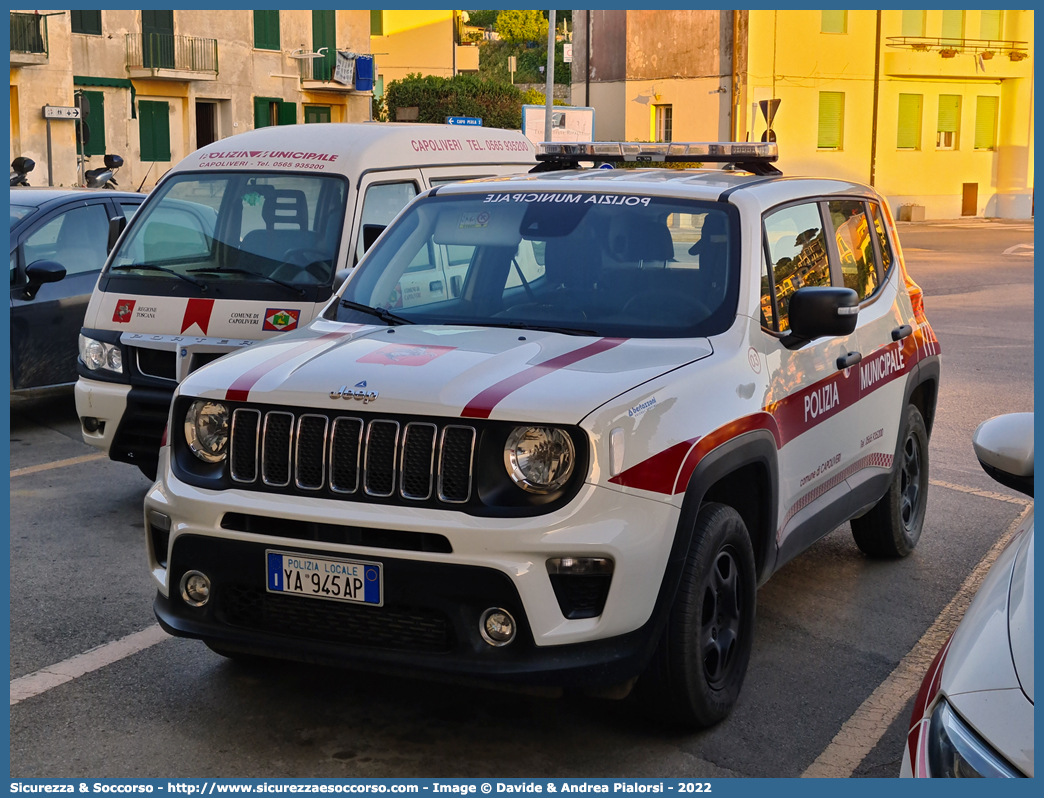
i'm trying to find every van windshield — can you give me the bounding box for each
[329,191,740,339]
[107,172,348,291]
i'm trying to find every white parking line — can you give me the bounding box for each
[1002,243,1033,255]
[929,479,1030,506]
[802,503,1032,778]
[10,453,106,478]
[10,625,169,706]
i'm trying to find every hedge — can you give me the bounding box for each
[386,73,532,130]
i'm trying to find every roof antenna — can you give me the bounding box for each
[136,161,155,194]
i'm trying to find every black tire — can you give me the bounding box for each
[637,503,757,728]
[851,403,930,558]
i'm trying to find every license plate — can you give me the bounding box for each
[266,551,382,606]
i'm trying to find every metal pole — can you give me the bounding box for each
[544,10,556,144]
[452,10,457,76]
[76,94,85,186]
[869,10,882,186]
[585,10,591,108]
[45,113,53,186]
[731,10,740,141]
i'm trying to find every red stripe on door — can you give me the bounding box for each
[460,337,627,419]
[224,331,352,403]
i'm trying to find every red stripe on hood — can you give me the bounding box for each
[225,331,353,402]
[461,337,627,419]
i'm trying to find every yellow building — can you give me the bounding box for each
[571,9,1034,219]
[10,10,371,190]
[369,9,478,99]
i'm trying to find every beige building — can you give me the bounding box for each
[10,9,372,190]
[369,9,478,99]
[571,9,1034,219]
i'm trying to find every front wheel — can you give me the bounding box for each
[851,403,930,558]
[638,503,757,728]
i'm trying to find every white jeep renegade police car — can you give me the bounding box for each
[146,142,940,727]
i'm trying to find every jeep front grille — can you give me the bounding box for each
[230,407,476,506]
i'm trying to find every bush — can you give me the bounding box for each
[479,39,570,85]
[467,10,499,29]
[495,10,548,44]
[385,73,529,130]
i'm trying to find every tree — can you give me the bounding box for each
[495,10,548,44]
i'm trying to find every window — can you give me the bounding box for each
[254,97,295,128]
[120,203,142,222]
[901,10,925,37]
[941,10,964,44]
[974,96,998,150]
[817,92,844,149]
[356,182,419,262]
[827,200,878,300]
[869,203,894,278]
[370,10,384,36]
[375,75,385,99]
[763,203,831,332]
[821,11,848,34]
[75,90,105,157]
[253,11,280,51]
[71,10,102,35]
[23,204,110,275]
[936,94,960,149]
[980,10,1002,41]
[896,94,922,150]
[304,105,331,124]
[759,249,775,329]
[654,105,673,143]
[138,100,171,161]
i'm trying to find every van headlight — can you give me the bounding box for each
[504,426,575,493]
[78,334,123,374]
[926,700,1022,778]
[184,400,230,463]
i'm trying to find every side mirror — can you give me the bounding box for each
[24,260,67,299]
[333,268,351,291]
[973,413,1033,497]
[361,224,386,254]
[781,287,859,349]
[107,215,127,254]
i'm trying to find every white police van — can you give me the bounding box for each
[74,123,535,478]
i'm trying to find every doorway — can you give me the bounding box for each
[195,101,217,149]
[304,105,331,124]
[962,183,978,216]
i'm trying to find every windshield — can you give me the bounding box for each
[328,191,739,338]
[108,172,348,288]
[10,204,37,228]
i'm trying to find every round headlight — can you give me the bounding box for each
[83,339,106,370]
[504,426,575,493]
[184,400,229,463]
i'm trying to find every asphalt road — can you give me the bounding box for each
[9,219,1033,778]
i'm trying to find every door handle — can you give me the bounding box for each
[891,324,913,341]
[837,351,862,370]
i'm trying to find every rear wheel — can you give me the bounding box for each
[851,403,929,558]
[638,503,756,728]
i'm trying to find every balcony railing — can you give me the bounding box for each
[126,33,218,75]
[887,36,1029,60]
[11,12,47,56]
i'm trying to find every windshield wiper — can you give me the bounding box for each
[475,320,599,337]
[188,267,306,297]
[339,300,415,326]
[109,264,207,290]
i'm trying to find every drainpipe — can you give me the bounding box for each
[870,10,882,185]
[731,10,740,141]
[585,9,591,108]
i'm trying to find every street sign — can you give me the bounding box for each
[43,105,81,119]
[446,116,483,127]
[563,43,573,63]
[759,98,781,128]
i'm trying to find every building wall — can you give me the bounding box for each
[11,9,371,190]
[371,10,458,86]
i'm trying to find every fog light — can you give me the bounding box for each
[180,570,211,607]
[82,416,102,433]
[479,607,516,646]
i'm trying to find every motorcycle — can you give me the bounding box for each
[84,153,123,189]
[10,156,35,187]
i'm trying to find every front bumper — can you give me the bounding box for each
[146,460,682,687]
[76,376,171,470]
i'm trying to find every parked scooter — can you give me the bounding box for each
[84,154,123,189]
[10,157,34,187]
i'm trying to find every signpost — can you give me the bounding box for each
[508,55,516,85]
[446,116,483,127]
[41,104,82,187]
[563,43,573,63]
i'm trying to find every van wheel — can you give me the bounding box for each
[638,503,756,728]
[851,404,929,558]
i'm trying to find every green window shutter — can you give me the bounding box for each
[305,105,331,124]
[818,91,844,149]
[941,10,964,42]
[139,100,170,162]
[253,11,280,50]
[901,10,924,37]
[896,94,922,149]
[254,96,272,128]
[974,96,998,150]
[980,10,1001,41]
[937,95,960,133]
[76,90,106,156]
[312,10,336,81]
[370,10,383,36]
[821,11,847,34]
[278,101,296,125]
[71,10,102,35]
